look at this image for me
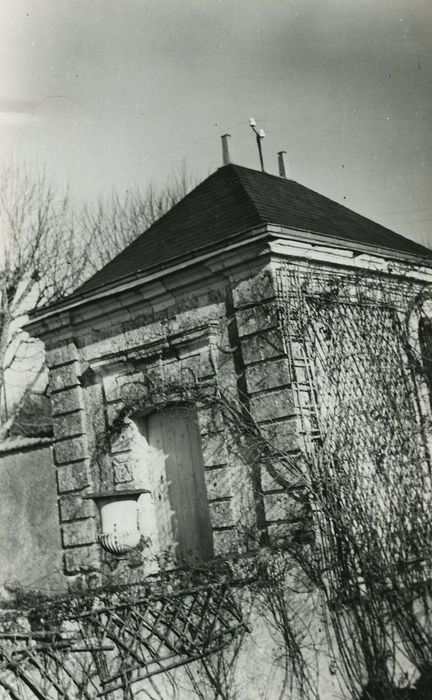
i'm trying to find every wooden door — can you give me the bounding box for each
[144,407,213,564]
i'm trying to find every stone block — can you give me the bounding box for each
[59,494,94,522]
[51,386,84,415]
[232,270,274,308]
[264,491,307,523]
[63,545,101,575]
[79,335,126,363]
[267,520,314,546]
[202,432,229,467]
[46,343,79,368]
[122,323,165,350]
[52,411,85,440]
[260,461,303,492]
[106,401,126,426]
[62,519,97,548]
[197,348,216,378]
[163,359,181,386]
[57,461,90,493]
[260,418,300,452]
[249,388,295,422]
[49,362,80,393]
[293,366,309,384]
[55,436,89,465]
[181,353,213,383]
[212,528,239,556]
[103,371,145,403]
[290,341,304,360]
[245,358,291,393]
[197,405,224,434]
[241,329,285,365]
[235,302,279,337]
[208,499,234,528]
[205,466,232,500]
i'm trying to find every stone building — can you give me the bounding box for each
[17,162,432,698]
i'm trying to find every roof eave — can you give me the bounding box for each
[25,223,432,333]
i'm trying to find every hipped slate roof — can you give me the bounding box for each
[70,164,432,300]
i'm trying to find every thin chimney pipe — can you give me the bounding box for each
[278,151,288,179]
[221,134,231,165]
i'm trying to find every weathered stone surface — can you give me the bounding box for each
[198,348,216,378]
[112,453,134,484]
[51,386,84,415]
[68,572,104,593]
[59,494,94,522]
[264,491,307,523]
[290,341,305,360]
[110,425,133,454]
[78,321,166,363]
[212,528,238,556]
[103,371,145,403]
[57,461,90,493]
[204,466,232,500]
[106,401,126,426]
[245,357,291,393]
[49,362,80,393]
[236,301,279,337]
[241,328,285,365]
[267,520,314,546]
[232,269,274,308]
[63,545,101,574]
[293,366,309,384]
[197,405,224,434]
[202,432,229,466]
[260,418,300,452]
[55,436,89,465]
[62,519,97,548]
[52,411,85,440]
[163,359,181,386]
[249,388,295,422]
[260,461,303,492]
[82,381,105,455]
[208,499,234,528]
[181,353,214,383]
[46,343,79,368]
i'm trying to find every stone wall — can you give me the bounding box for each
[21,242,432,698]
[35,249,308,583]
[0,440,66,598]
[32,246,432,584]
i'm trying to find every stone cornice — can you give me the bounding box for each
[24,230,272,339]
[25,223,432,340]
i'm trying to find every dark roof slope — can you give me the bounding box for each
[74,164,432,298]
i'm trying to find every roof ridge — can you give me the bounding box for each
[225,164,268,223]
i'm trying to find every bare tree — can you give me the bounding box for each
[0,160,193,439]
[82,164,193,272]
[0,159,89,437]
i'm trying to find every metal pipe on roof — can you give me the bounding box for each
[278,151,289,179]
[221,134,231,165]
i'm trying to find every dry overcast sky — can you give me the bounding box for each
[1,0,431,247]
